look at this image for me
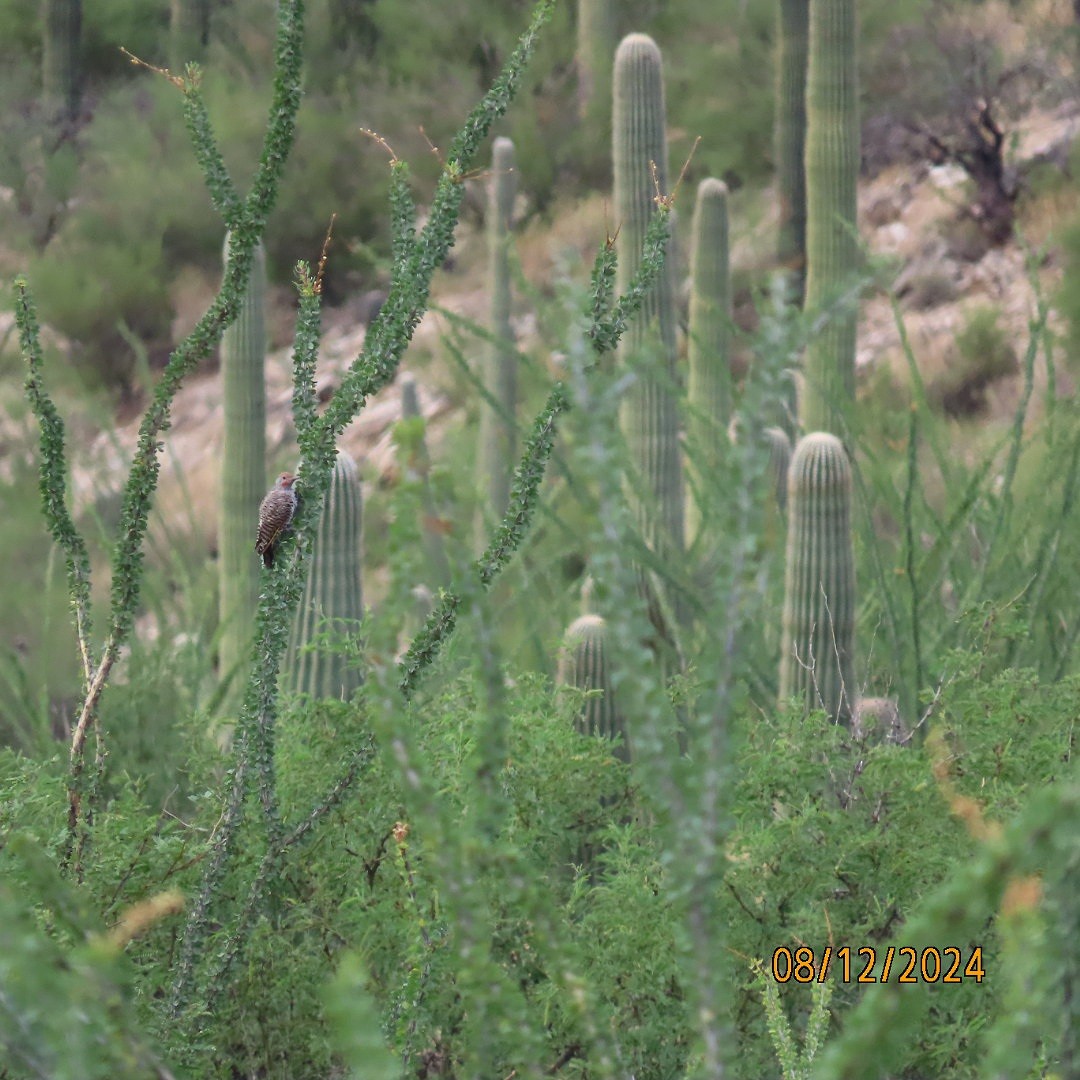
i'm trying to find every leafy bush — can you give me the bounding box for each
[926,306,1016,417]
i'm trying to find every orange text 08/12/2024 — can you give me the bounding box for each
[770,945,986,985]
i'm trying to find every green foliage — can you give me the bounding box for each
[724,665,1078,1079]
[927,305,1017,417]
[11,4,1080,1080]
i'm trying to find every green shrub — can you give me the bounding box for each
[927,306,1016,417]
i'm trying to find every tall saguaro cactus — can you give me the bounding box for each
[476,136,518,549]
[576,0,614,126]
[799,0,859,435]
[42,0,82,126]
[286,450,365,700]
[685,177,732,545]
[613,33,684,562]
[170,0,212,68]
[779,432,856,725]
[218,236,267,695]
[775,0,810,305]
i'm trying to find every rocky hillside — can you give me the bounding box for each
[5,94,1080,557]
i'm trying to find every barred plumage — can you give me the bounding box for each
[255,472,298,567]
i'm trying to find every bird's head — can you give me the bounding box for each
[277,472,297,489]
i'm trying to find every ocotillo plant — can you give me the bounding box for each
[779,431,856,725]
[285,450,365,700]
[42,0,82,126]
[775,0,809,306]
[613,32,684,564]
[557,613,627,761]
[399,374,451,590]
[218,236,267,699]
[685,176,732,546]
[475,136,518,551]
[799,0,860,434]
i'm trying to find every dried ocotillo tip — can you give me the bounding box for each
[779,431,857,726]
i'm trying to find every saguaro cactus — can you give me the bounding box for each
[779,432,856,725]
[765,425,792,516]
[285,451,365,700]
[775,0,810,305]
[170,0,212,67]
[42,0,82,125]
[476,136,518,549]
[576,0,614,125]
[558,613,627,762]
[799,0,860,434]
[218,236,267,693]
[685,177,732,545]
[613,33,684,562]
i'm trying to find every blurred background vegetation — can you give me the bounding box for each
[3,1,1080,1073]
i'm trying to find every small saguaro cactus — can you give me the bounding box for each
[779,432,857,725]
[476,136,518,551]
[285,450,365,700]
[576,0,615,125]
[558,612,627,762]
[800,0,860,434]
[218,236,267,694]
[613,32,684,564]
[685,177,732,545]
[765,425,792,515]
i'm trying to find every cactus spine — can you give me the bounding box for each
[779,432,856,725]
[775,0,810,305]
[286,451,365,700]
[686,177,732,545]
[42,0,82,126]
[476,136,517,550]
[558,613,627,762]
[799,0,860,434]
[613,33,684,562]
[219,236,267,695]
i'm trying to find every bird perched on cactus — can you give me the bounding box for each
[255,472,298,567]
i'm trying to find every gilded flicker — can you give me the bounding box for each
[256,472,298,567]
